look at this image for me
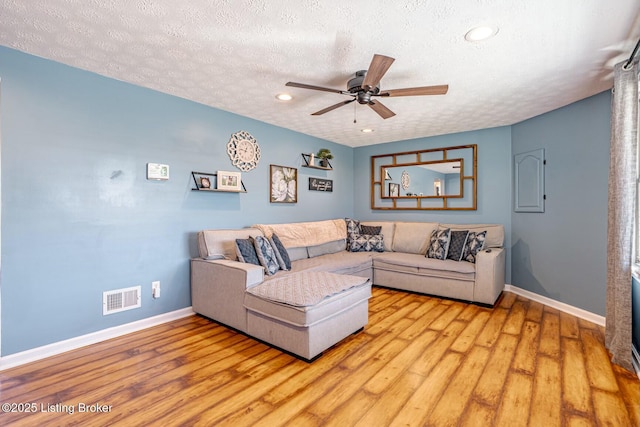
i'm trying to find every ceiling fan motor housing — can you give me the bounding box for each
[348,70,380,104]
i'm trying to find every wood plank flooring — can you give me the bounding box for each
[0,288,638,426]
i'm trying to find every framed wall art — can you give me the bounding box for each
[217,170,242,192]
[309,177,333,192]
[270,165,297,203]
[389,182,400,197]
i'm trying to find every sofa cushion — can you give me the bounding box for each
[198,228,263,260]
[308,239,347,257]
[246,271,370,307]
[446,230,469,261]
[349,234,384,252]
[253,236,280,275]
[392,222,438,254]
[360,221,395,252]
[269,234,291,270]
[462,231,487,263]
[287,247,309,262]
[374,252,475,281]
[426,228,451,260]
[244,274,372,327]
[440,223,504,248]
[235,238,261,265]
[288,251,374,276]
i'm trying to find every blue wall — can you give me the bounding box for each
[354,127,513,282]
[511,91,611,315]
[0,46,353,355]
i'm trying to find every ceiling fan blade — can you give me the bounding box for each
[285,81,347,94]
[368,100,396,119]
[311,98,356,116]
[379,84,449,97]
[361,54,395,90]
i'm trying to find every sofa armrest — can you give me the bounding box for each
[190,259,264,332]
[473,248,506,305]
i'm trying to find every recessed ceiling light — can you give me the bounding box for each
[276,93,293,101]
[361,128,374,133]
[464,25,499,42]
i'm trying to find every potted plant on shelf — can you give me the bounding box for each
[316,148,334,168]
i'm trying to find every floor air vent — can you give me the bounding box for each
[103,286,141,315]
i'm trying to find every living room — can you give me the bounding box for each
[0,1,638,425]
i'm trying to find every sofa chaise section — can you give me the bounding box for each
[191,225,372,360]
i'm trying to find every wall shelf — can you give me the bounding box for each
[301,153,333,170]
[191,171,247,193]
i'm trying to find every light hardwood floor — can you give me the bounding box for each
[0,288,638,426]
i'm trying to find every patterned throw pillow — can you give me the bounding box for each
[253,236,280,275]
[446,230,470,261]
[462,231,487,263]
[360,225,382,235]
[235,238,261,265]
[269,233,291,270]
[349,234,385,252]
[345,218,361,251]
[426,228,451,260]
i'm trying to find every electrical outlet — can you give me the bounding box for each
[152,281,161,299]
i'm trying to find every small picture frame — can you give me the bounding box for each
[217,170,242,191]
[270,164,297,203]
[389,182,400,198]
[200,177,211,189]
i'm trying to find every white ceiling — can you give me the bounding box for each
[1,1,639,147]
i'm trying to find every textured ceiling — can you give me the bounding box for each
[1,0,639,147]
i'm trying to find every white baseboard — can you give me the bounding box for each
[504,284,606,327]
[0,307,194,371]
[633,346,640,380]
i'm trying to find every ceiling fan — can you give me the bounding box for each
[286,54,448,119]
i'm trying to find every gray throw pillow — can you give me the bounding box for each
[235,238,261,265]
[360,225,382,235]
[447,230,470,261]
[462,231,487,263]
[253,236,280,275]
[426,228,451,260]
[269,233,291,270]
[345,218,361,248]
[349,234,384,252]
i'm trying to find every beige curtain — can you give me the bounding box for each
[606,60,638,372]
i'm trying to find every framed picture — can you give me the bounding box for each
[309,177,333,192]
[217,170,242,191]
[270,164,297,203]
[389,182,400,197]
[200,177,211,189]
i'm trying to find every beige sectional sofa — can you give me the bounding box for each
[191,218,505,360]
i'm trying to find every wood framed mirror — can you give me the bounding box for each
[370,144,477,210]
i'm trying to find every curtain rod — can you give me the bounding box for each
[623,37,640,69]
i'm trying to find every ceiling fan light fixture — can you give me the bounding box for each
[276,93,293,101]
[464,25,499,42]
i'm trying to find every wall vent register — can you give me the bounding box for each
[103,286,141,315]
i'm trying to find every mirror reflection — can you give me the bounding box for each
[383,160,462,198]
